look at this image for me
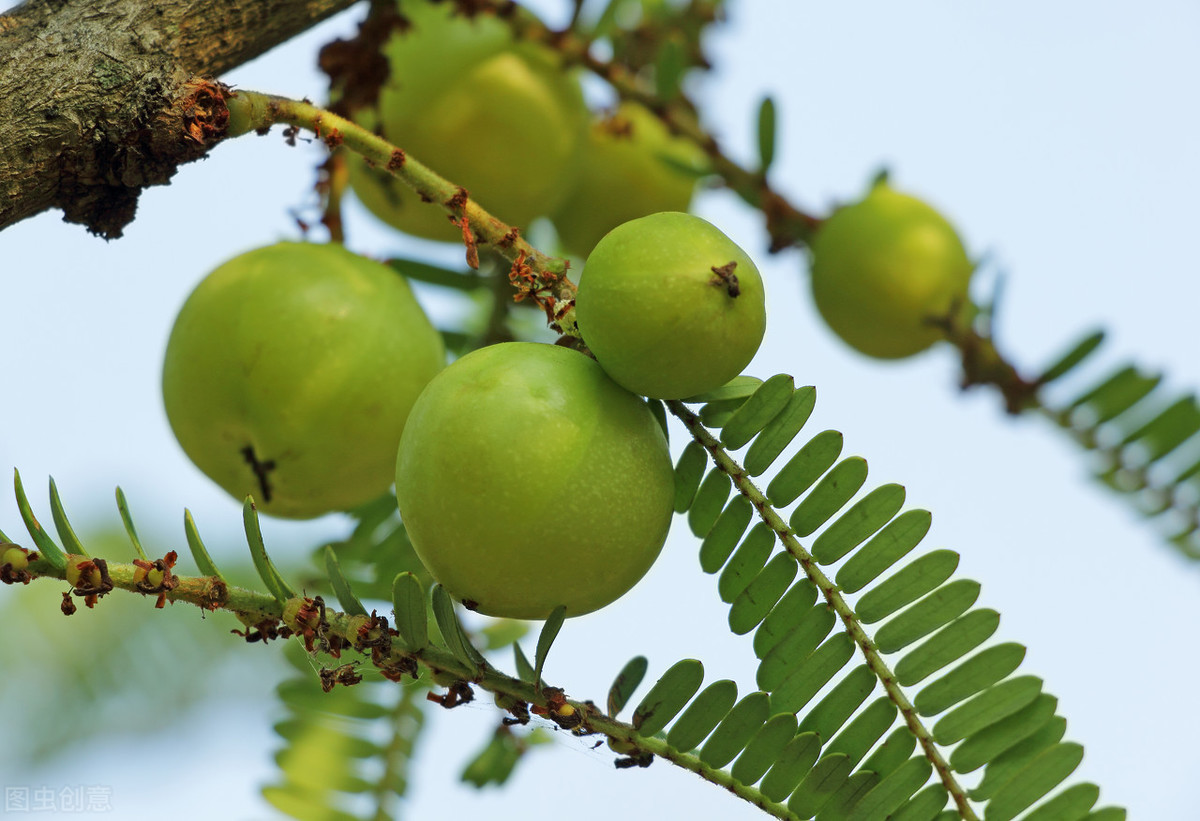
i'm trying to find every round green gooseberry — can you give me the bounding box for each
[552,101,707,258]
[394,342,674,620]
[348,1,587,242]
[575,212,767,400]
[162,241,445,519]
[808,182,975,359]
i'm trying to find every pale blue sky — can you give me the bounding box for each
[2,2,1199,818]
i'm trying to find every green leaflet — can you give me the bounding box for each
[1036,328,1104,385]
[886,783,948,821]
[720,373,795,450]
[846,756,932,821]
[951,693,1058,774]
[760,731,822,802]
[13,469,65,570]
[855,549,960,624]
[323,547,368,618]
[1114,394,1200,463]
[114,486,148,561]
[1067,364,1160,425]
[632,658,704,738]
[701,397,750,428]
[698,495,754,573]
[728,552,797,634]
[666,679,738,752]
[874,579,981,654]
[391,572,428,653]
[673,441,708,513]
[431,585,482,675]
[757,603,836,690]
[607,656,648,718]
[767,429,843,507]
[753,579,820,659]
[824,697,898,769]
[970,716,1066,802]
[756,95,777,173]
[769,633,854,715]
[184,509,224,579]
[243,499,295,603]
[789,457,869,537]
[513,643,536,683]
[931,674,1042,746]
[718,522,775,601]
[787,752,852,817]
[894,609,1000,686]
[811,483,906,564]
[983,742,1085,821]
[860,726,917,780]
[917,644,1029,719]
[744,386,817,476]
[1086,809,1130,821]
[688,469,733,537]
[730,712,798,786]
[836,509,932,594]
[684,375,764,403]
[823,770,880,820]
[47,477,87,557]
[699,691,770,768]
[1021,782,1100,821]
[795,664,875,743]
[533,604,567,687]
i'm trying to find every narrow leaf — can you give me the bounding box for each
[431,585,480,675]
[825,697,898,769]
[654,35,686,100]
[1068,365,1160,424]
[745,386,817,476]
[856,549,960,624]
[1116,394,1200,463]
[811,483,906,564]
[243,498,295,603]
[874,579,981,654]
[730,712,798,786]
[183,509,224,579]
[728,553,798,635]
[886,784,948,821]
[895,609,1001,686]
[717,522,774,602]
[931,674,1042,746]
[847,756,932,821]
[114,486,149,561]
[391,572,428,652]
[47,477,87,557]
[789,457,869,537]
[795,664,876,742]
[836,509,932,594]
[323,547,368,617]
[513,643,536,683]
[684,375,763,403]
[700,691,770,769]
[14,468,65,569]
[983,742,1085,821]
[787,752,852,818]
[825,771,881,819]
[770,633,855,715]
[608,656,649,718]
[760,731,822,802]
[698,495,754,573]
[1036,329,1105,385]
[753,579,819,659]
[533,604,567,688]
[917,644,1028,719]
[720,373,794,450]
[646,398,669,444]
[951,693,1058,774]
[860,726,917,780]
[701,397,748,428]
[1022,782,1100,821]
[665,679,738,752]
[386,257,484,291]
[756,95,777,173]
[688,469,732,537]
[757,603,836,690]
[766,429,843,507]
[632,659,705,738]
[674,441,708,513]
[969,717,1066,801]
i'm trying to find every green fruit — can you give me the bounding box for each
[349,1,587,241]
[575,212,767,400]
[552,102,706,257]
[808,182,974,359]
[395,342,673,619]
[162,241,445,519]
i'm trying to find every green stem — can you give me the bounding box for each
[666,401,979,821]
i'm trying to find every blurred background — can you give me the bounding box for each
[2,1,1199,818]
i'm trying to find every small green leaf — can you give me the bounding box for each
[47,477,87,557]
[812,483,906,564]
[688,469,732,537]
[836,509,932,594]
[951,693,1058,774]
[391,572,428,652]
[789,457,869,537]
[1068,365,1160,425]
[1116,395,1200,463]
[654,35,686,100]
[1037,329,1104,385]
[760,731,822,802]
[756,95,777,173]
[795,664,876,742]
[720,373,794,450]
[728,553,797,635]
[673,441,708,513]
[14,468,65,569]
[825,771,881,819]
[646,398,670,443]
[874,579,981,654]
[753,579,819,659]
[513,643,536,683]
[683,375,763,403]
[744,386,817,476]
[825,697,898,769]
[323,547,368,617]
[983,742,1085,821]
[757,604,836,690]
[700,691,770,769]
[718,523,774,602]
[770,633,855,715]
[856,549,960,624]
[1021,782,1100,821]
[730,712,798,786]
[969,716,1066,801]
[183,509,224,579]
[533,604,567,688]
[608,656,649,718]
[698,495,754,573]
[886,784,949,821]
[917,644,1029,719]
[767,429,842,507]
[243,498,295,603]
[860,726,917,780]
[633,659,704,738]
[787,752,852,818]
[894,609,1001,686]
[701,397,749,428]
[114,486,149,561]
[386,257,484,291]
[431,585,480,675]
[931,674,1042,745]
[847,756,933,821]
[665,679,738,752]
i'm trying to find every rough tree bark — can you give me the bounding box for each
[0,0,360,239]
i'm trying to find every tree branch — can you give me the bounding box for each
[0,0,359,238]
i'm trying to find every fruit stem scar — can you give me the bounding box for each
[240,445,276,503]
[709,261,740,298]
